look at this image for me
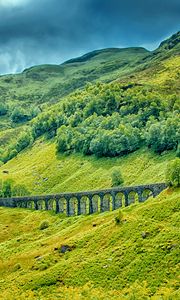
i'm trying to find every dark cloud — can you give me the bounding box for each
[0,0,179,74]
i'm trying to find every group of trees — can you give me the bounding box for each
[1,82,179,164]
[1,129,34,163]
[10,106,41,123]
[0,179,30,198]
[54,83,179,157]
[56,123,142,157]
[0,101,40,123]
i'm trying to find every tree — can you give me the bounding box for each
[16,130,33,153]
[166,158,180,187]
[2,179,13,198]
[111,168,124,187]
[11,107,29,123]
[56,126,69,153]
[0,103,8,116]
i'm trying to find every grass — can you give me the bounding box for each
[0,47,149,108]
[0,32,179,299]
[0,139,176,194]
[0,188,179,299]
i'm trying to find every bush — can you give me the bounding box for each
[13,263,22,272]
[39,220,50,230]
[111,168,124,187]
[115,210,123,225]
[15,130,34,153]
[146,117,179,154]
[0,103,8,116]
[0,179,30,198]
[2,179,13,198]
[11,107,29,123]
[166,158,180,187]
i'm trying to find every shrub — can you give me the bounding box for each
[15,130,34,153]
[11,107,29,123]
[111,168,124,187]
[13,263,22,272]
[39,220,50,230]
[166,158,180,187]
[115,210,123,225]
[0,179,30,198]
[2,179,13,198]
[0,103,8,116]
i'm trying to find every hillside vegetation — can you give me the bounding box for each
[0,32,179,195]
[0,31,180,300]
[0,34,179,178]
[0,188,179,299]
[0,140,177,195]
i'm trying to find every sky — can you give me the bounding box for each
[0,0,179,74]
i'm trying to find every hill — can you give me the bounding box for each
[0,140,176,195]
[0,188,179,299]
[0,31,179,300]
[0,31,179,194]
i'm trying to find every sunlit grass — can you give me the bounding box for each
[0,139,176,194]
[0,188,179,299]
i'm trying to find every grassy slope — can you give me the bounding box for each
[0,189,179,299]
[0,47,149,107]
[0,139,176,194]
[0,32,179,300]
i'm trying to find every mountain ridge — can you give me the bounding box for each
[22,31,180,73]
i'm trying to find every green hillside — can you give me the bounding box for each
[0,189,179,300]
[0,140,176,195]
[0,31,180,300]
[0,31,180,194]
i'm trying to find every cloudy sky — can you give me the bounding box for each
[0,0,179,74]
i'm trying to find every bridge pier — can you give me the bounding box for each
[124,191,129,207]
[45,200,48,210]
[66,197,70,216]
[137,190,143,202]
[77,197,81,216]
[55,199,60,214]
[111,192,116,211]
[34,201,38,210]
[89,195,93,214]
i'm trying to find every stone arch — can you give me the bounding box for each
[16,201,23,208]
[27,201,35,210]
[114,192,125,209]
[48,199,56,212]
[37,200,46,210]
[128,191,138,205]
[141,189,153,202]
[19,201,27,208]
[57,197,67,214]
[101,193,112,212]
[80,196,89,215]
[69,197,78,216]
[91,195,100,214]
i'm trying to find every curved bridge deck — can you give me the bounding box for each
[0,183,167,216]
